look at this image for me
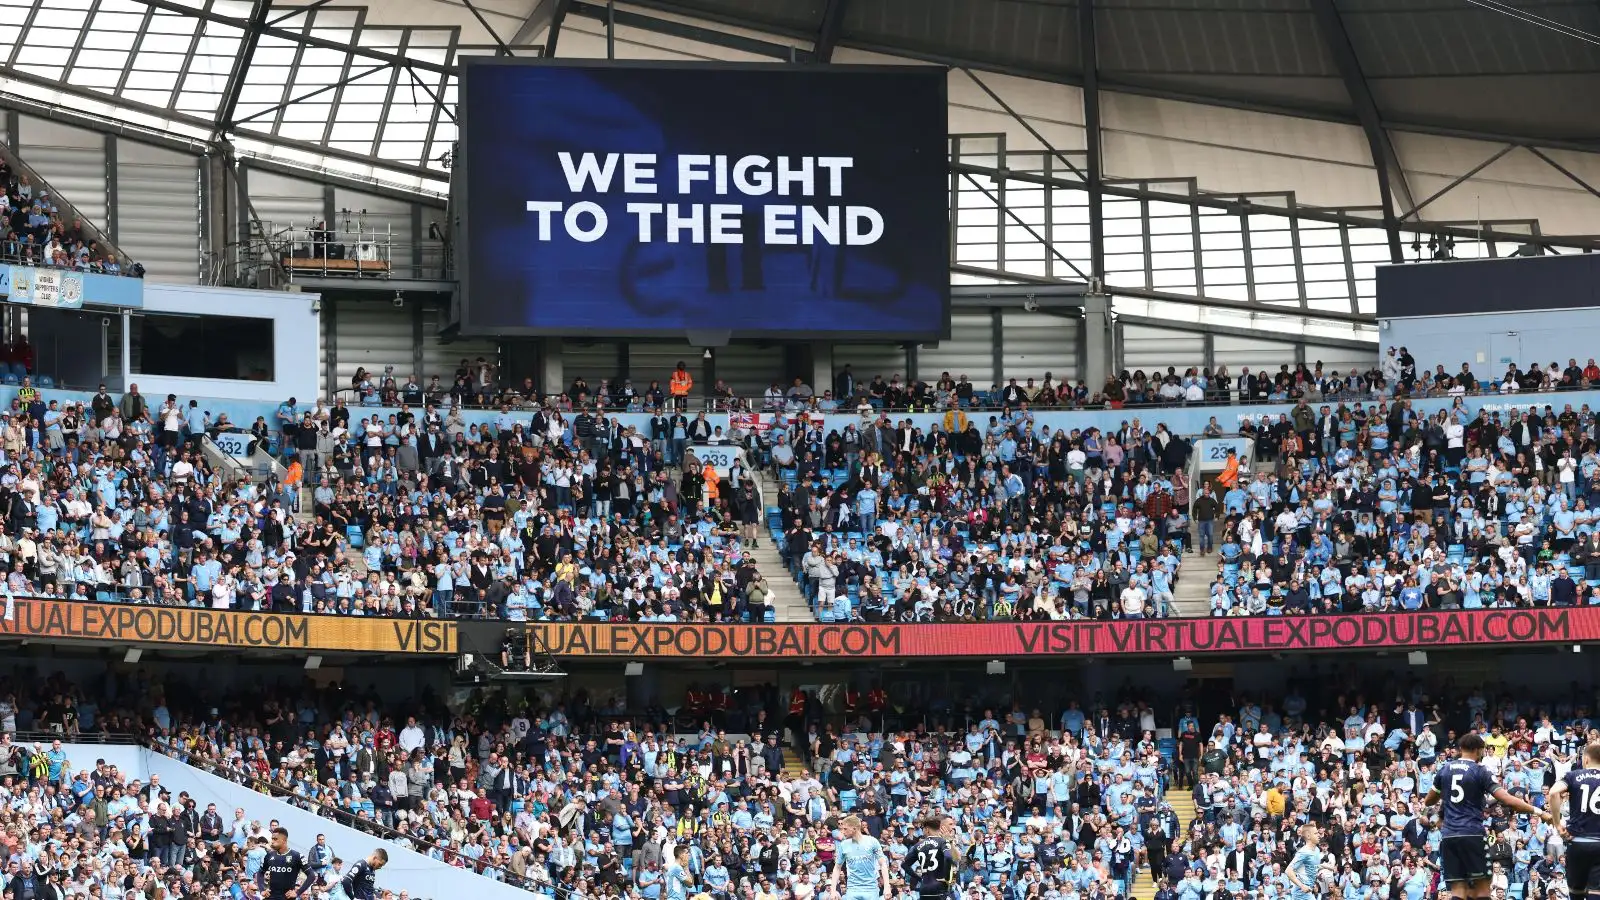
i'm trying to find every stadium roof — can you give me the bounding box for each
[0,0,1594,203]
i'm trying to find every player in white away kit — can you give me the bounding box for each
[830,814,890,900]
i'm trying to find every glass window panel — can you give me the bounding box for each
[1007,260,1048,277]
[1208,285,1250,302]
[1202,249,1245,268]
[1105,272,1146,290]
[1151,270,1196,291]
[236,84,282,104]
[956,226,995,245]
[1051,203,1088,226]
[1303,263,1347,282]
[339,83,389,104]
[212,0,255,15]
[252,44,297,66]
[123,69,176,90]
[123,88,172,106]
[1250,247,1296,266]
[409,45,450,65]
[15,46,68,67]
[1051,223,1089,243]
[957,208,997,227]
[175,91,220,113]
[1349,245,1390,262]
[15,63,62,79]
[1007,205,1044,226]
[1005,242,1045,261]
[183,71,229,92]
[1305,281,1352,300]
[27,26,82,47]
[281,102,330,122]
[1298,226,1343,247]
[1200,231,1242,251]
[278,121,327,141]
[89,11,143,33]
[1348,228,1388,246]
[329,141,376,155]
[291,65,344,86]
[1255,283,1300,302]
[1104,217,1144,237]
[1102,199,1140,219]
[1252,265,1298,284]
[145,16,196,37]
[1151,251,1195,270]
[1248,214,1293,230]
[130,51,185,72]
[1204,267,1246,285]
[243,65,290,86]
[32,8,87,29]
[385,101,434,124]
[195,36,240,57]
[1149,234,1193,253]
[1147,216,1192,235]
[299,47,345,68]
[1352,262,1378,280]
[1249,229,1293,249]
[1103,235,1144,254]
[359,28,403,48]
[1005,184,1043,207]
[1198,213,1240,232]
[231,103,274,122]
[310,27,352,45]
[1356,295,1376,314]
[1148,201,1189,218]
[0,5,28,27]
[1306,298,1354,313]
[1300,245,1345,265]
[67,67,119,87]
[410,30,453,47]
[83,30,136,50]
[329,121,378,142]
[1105,254,1144,272]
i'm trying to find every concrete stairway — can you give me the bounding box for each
[1173,553,1214,617]
[751,471,816,622]
[1128,785,1196,900]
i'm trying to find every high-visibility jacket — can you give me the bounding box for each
[670,369,693,397]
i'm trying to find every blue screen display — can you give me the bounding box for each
[459,61,949,338]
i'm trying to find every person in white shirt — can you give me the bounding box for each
[1119,584,1147,618]
[397,718,426,754]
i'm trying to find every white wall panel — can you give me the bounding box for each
[331,299,414,395]
[419,305,497,387]
[1305,345,1376,378]
[18,115,108,232]
[1001,311,1078,383]
[1101,93,1380,209]
[920,312,994,388]
[1213,334,1297,374]
[1121,323,1203,373]
[1392,135,1600,238]
[833,343,907,385]
[246,167,322,234]
[116,139,200,283]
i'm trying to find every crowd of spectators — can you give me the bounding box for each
[0,161,135,278]
[0,672,399,900]
[343,351,1600,417]
[3,349,1600,625]
[2,663,1593,900]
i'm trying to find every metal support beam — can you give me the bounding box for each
[1079,0,1105,287]
[1115,314,1378,352]
[534,0,573,55]
[1527,147,1600,202]
[232,64,389,128]
[958,172,1089,280]
[216,0,273,134]
[963,69,1086,182]
[814,0,849,62]
[1396,145,1515,220]
[1309,0,1412,263]
[104,133,118,244]
[461,0,515,56]
[567,1,806,60]
[990,309,1005,385]
[132,0,454,76]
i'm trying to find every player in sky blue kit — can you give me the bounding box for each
[830,814,889,900]
[665,845,695,900]
[1548,743,1600,900]
[1286,822,1325,900]
[1425,732,1552,900]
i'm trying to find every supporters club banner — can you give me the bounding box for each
[516,609,1594,659]
[0,598,456,654]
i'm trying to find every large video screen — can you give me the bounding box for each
[458,61,949,339]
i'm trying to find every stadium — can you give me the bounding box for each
[0,1,1597,900]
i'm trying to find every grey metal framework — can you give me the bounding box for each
[0,0,1590,327]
